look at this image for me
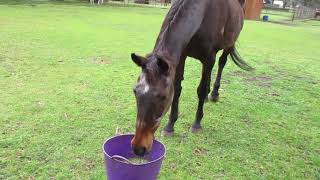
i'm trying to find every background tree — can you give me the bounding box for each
[298,0,320,6]
[282,0,291,8]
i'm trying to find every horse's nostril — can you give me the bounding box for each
[133,147,146,156]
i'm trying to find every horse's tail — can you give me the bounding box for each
[229,47,254,71]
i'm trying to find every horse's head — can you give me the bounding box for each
[130,53,174,156]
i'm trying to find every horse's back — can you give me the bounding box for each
[186,0,244,59]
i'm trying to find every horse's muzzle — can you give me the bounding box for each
[131,129,154,156]
[133,146,147,156]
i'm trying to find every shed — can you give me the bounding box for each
[244,0,263,20]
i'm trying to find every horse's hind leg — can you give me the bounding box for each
[162,55,187,137]
[191,53,216,133]
[210,49,231,102]
[204,62,213,103]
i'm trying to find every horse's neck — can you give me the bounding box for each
[153,0,208,67]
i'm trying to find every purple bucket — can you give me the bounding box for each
[102,134,166,180]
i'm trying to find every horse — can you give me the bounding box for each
[90,0,104,5]
[315,9,320,18]
[130,0,253,156]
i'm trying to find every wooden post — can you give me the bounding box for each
[244,0,263,20]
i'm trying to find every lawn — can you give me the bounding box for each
[261,9,294,22]
[0,1,320,179]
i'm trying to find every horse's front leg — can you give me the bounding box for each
[162,55,186,137]
[191,54,216,133]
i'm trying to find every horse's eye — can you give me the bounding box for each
[157,95,166,101]
[133,89,137,94]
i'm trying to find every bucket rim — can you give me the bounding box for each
[102,134,166,166]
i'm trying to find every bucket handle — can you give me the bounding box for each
[111,155,134,164]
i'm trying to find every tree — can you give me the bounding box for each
[282,0,290,8]
[298,0,320,7]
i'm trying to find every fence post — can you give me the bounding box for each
[292,8,295,21]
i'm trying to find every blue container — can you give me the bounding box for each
[262,15,269,22]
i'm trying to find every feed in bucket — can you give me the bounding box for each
[128,157,149,164]
[111,155,149,165]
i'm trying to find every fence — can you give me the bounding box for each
[262,5,317,23]
[111,0,173,7]
[293,6,317,20]
[261,8,294,22]
[109,1,318,22]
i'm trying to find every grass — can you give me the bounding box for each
[0,1,320,179]
[261,9,294,22]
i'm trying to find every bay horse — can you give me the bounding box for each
[131,0,253,156]
[315,9,320,18]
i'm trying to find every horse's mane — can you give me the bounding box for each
[153,0,207,65]
[155,0,245,51]
[153,0,185,51]
[161,0,186,42]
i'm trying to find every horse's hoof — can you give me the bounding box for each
[161,130,174,137]
[209,95,219,102]
[190,125,202,134]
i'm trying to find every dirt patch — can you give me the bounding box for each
[228,70,273,88]
[90,56,112,65]
[221,79,231,84]
[267,92,280,97]
[264,61,320,84]
[245,76,273,87]
[306,90,320,98]
[229,70,248,78]
[240,115,252,127]
[169,163,177,171]
[193,147,209,156]
[246,76,272,82]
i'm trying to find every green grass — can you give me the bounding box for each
[261,9,294,22]
[1,1,320,179]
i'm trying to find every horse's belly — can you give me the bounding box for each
[185,30,224,60]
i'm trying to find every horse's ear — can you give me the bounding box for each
[157,58,169,75]
[131,53,146,68]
